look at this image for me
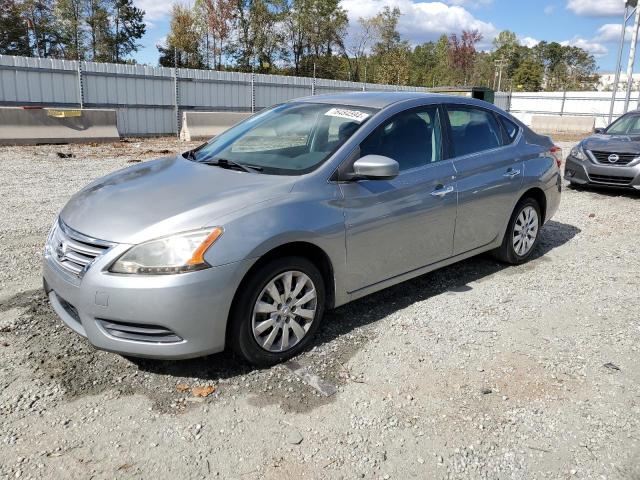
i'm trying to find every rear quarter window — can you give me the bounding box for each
[500,116,520,144]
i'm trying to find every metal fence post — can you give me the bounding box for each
[174,66,180,138]
[251,70,255,113]
[311,63,316,96]
[77,61,84,109]
[560,89,567,116]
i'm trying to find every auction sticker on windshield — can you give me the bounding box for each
[324,108,371,123]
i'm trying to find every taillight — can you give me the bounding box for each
[549,145,563,168]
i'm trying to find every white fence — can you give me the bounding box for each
[0,55,430,137]
[496,91,639,129]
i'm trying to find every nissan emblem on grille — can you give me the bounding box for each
[55,242,66,261]
[608,154,619,163]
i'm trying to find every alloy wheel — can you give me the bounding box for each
[512,205,539,256]
[251,271,317,352]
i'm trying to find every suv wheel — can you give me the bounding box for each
[493,197,542,264]
[228,256,325,367]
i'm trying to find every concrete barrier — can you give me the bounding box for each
[0,107,119,145]
[531,115,595,135]
[180,111,252,142]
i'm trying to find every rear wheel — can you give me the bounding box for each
[228,256,325,367]
[493,198,542,264]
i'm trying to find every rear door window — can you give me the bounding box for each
[446,106,504,157]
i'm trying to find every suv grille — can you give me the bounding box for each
[589,173,634,185]
[589,150,638,166]
[47,221,112,278]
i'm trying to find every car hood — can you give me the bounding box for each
[60,155,296,244]
[582,134,640,154]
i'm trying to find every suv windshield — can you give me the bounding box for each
[606,113,640,135]
[186,102,377,175]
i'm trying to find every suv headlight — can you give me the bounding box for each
[109,227,223,275]
[570,145,587,161]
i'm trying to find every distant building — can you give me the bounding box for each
[597,72,640,91]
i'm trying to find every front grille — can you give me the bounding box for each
[47,220,112,278]
[589,150,639,166]
[97,319,183,343]
[589,174,634,185]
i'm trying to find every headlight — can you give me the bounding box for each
[109,227,223,275]
[570,145,587,161]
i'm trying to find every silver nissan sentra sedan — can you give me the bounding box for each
[43,92,562,366]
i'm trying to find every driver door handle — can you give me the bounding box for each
[503,168,521,178]
[430,185,455,198]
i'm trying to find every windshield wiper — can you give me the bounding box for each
[183,150,197,160]
[201,158,263,173]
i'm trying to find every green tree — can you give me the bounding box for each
[512,59,543,91]
[23,0,62,57]
[198,0,234,69]
[112,0,145,63]
[54,0,86,60]
[158,4,204,68]
[369,6,410,85]
[86,0,112,61]
[0,0,32,56]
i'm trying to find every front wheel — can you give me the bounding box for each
[493,198,542,264]
[228,256,325,367]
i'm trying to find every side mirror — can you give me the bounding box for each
[594,127,605,134]
[351,155,399,180]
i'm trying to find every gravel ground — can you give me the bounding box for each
[1,139,639,479]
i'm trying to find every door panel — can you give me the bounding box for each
[341,162,457,292]
[453,152,523,254]
[445,105,523,254]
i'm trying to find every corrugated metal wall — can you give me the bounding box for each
[0,55,431,136]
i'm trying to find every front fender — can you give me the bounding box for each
[202,184,349,305]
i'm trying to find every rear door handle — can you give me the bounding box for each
[503,169,521,178]
[430,185,455,198]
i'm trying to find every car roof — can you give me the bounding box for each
[292,91,492,110]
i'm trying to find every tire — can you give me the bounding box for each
[228,256,326,367]
[493,197,542,265]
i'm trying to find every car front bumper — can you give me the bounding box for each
[565,155,640,189]
[43,246,254,360]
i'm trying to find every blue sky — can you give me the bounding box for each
[132,0,633,72]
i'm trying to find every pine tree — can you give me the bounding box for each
[0,0,32,56]
[23,0,61,57]
[86,0,112,61]
[112,0,145,63]
[54,0,87,60]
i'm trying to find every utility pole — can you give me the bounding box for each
[609,2,635,122]
[494,56,507,92]
[624,2,640,113]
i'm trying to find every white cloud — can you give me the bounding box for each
[566,0,626,17]
[134,0,174,22]
[342,0,498,48]
[544,4,556,15]
[520,36,540,48]
[445,0,493,7]
[594,23,634,42]
[561,37,609,56]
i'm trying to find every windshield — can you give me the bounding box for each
[606,113,640,135]
[186,102,377,175]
